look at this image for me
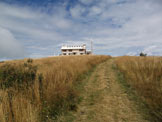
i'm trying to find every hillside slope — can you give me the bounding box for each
[0,56,109,122]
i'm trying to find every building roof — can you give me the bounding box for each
[86,50,91,52]
[61,44,86,50]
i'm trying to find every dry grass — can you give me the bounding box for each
[115,56,162,121]
[0,55,110,122]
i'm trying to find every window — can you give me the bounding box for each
[62,49,67,52]
[79,49,84,51]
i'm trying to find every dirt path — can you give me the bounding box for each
[58,59,149,122]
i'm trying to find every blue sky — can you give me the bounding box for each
[0,0,162,60]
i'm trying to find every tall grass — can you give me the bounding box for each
[0,55,110,122]
[115,56,162,121]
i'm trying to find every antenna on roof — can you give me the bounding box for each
[91,39,93,54]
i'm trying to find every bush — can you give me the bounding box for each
[27,58,33,63]
[0,61,37,90]
[140,52,147,56]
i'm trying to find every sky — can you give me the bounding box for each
[0,0,162,60]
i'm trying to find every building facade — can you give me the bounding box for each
[61,44,91,55]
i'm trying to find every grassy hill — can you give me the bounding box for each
[0,55,162,122]
[0,55,110,122]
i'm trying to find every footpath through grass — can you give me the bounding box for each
[0,56,109,122]
[57,59,150,122]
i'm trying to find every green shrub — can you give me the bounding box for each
[27,58,33,63]
[0,61,37,90]
[140,52,147,56]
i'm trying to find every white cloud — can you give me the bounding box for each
[70,4,86,18]
[0,3,43,19]
[0,27,25,58]
[143,46,157,55]
[88,6,102,16]
[79,0,93,5]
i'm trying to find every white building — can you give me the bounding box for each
[61,44,92,55]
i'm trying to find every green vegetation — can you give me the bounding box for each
[0,62,37,90]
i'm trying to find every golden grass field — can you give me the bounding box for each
[1,55,162,122]
[115,56,162,121]
[0,55,110,122]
